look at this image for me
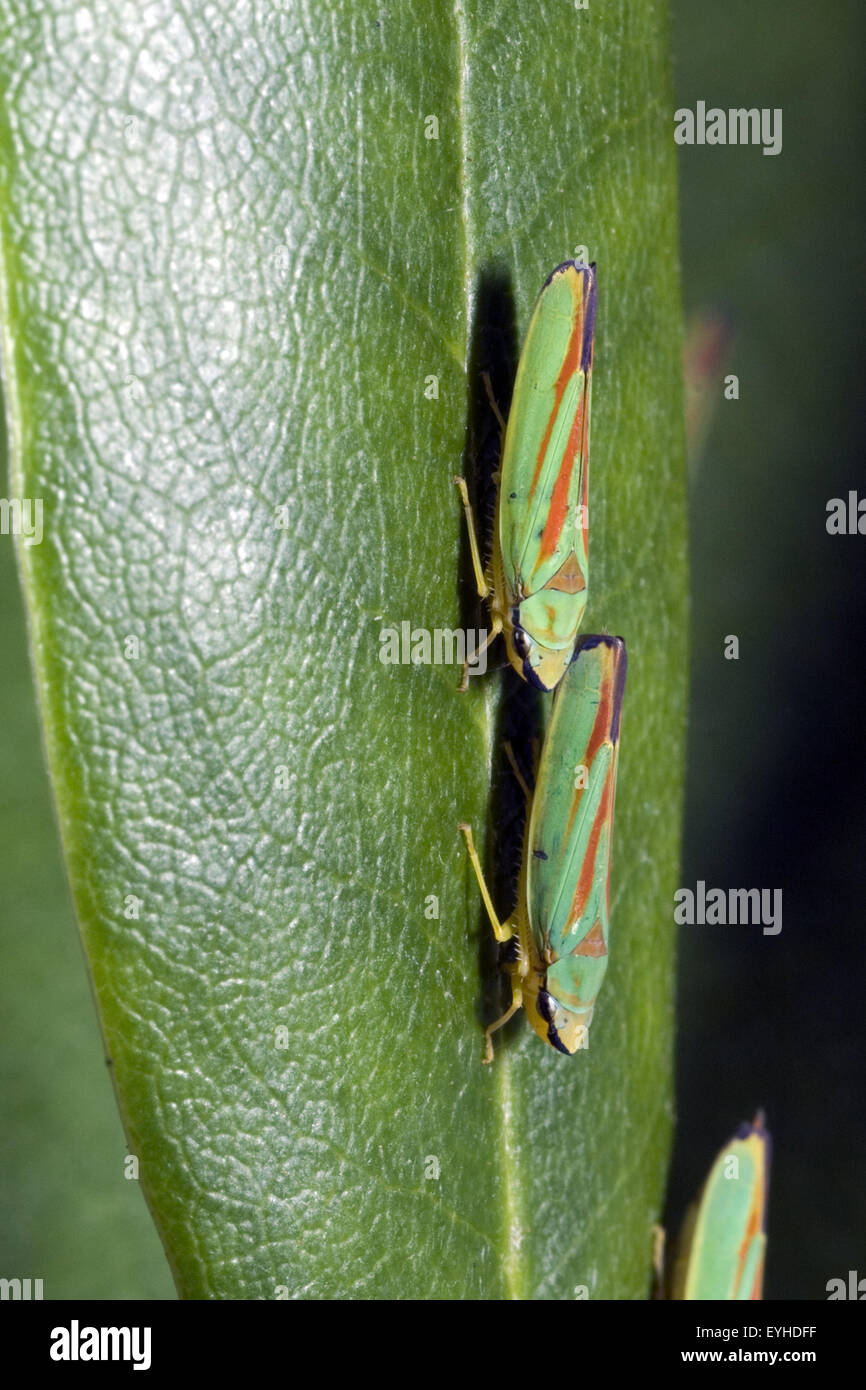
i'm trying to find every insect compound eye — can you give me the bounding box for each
[512,626,531,659]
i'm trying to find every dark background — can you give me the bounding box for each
[1,2,863,1299]
[669,0,866,1298]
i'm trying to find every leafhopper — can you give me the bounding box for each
[671,1114,770,1300]
[455,261,597,691]
[460,633,626,1061]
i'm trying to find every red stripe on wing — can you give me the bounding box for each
[526,286,592,569]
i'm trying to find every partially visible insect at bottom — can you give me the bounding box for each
[665,1113,771,1300]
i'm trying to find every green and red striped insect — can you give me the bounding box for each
[455,260,597,691]
[671,1114,770,1300]
[459,633,626,1061]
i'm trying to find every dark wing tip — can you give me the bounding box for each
[543,259,597,288]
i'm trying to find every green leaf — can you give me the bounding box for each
[0,522,175,1298]
[0,1,687,1297]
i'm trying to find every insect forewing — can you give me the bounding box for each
[674,1117,770,1300]
[526,634,626,1022]
[499,262,597,611]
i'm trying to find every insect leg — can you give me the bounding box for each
[453,475,492,601]
[458,823,513,943]
[456,614,502,693]
[502,740,532,804]
[481,371,507,433]
[482,985,523,1065]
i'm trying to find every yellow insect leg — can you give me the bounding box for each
[459,822,527,1064]
[457,618,503,693]
[458,823,512,943]
[481,371,507,433]
[453,476,491,601]
[502,740,532,804]
[452,475,504,691]
[482,985,524,1065]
